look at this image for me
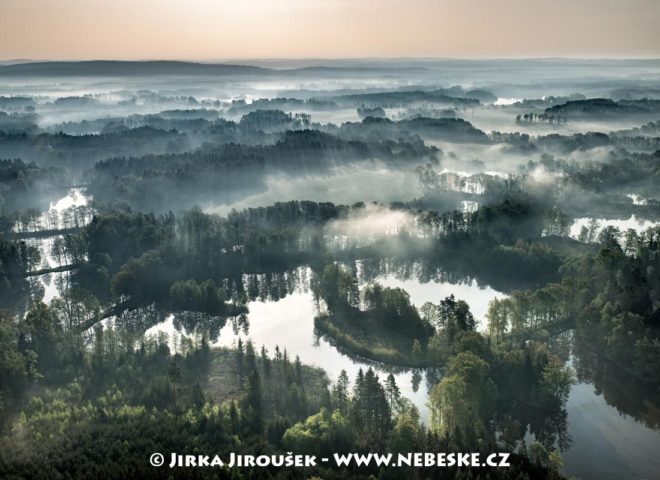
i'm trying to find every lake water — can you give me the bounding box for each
[141,263,660,479]
[562,376,660,480]
[27,187,91,304]
[35,190,660,478]
[146,269,510,422]
[149,290,432,420]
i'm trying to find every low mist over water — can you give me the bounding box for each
[1,57,659,480]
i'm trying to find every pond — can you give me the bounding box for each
[147,267,510,422]
[171,269,660,480]
[34,190,660,478]
[149,290,432,420]
[26,187,92,304]
[561,356,660,480]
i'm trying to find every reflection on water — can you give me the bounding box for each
[145,263,510,421]
[104,255,660,478]
[147,292,432,420]
[219,292,431,414]
[373,274,505,332]
[39,237,69,304]
[569,215,659,239]
[572,338,660,431]
[357,258,507,331]
[28,187,92,304]
[557,334,660,480]
[562,379,660,480]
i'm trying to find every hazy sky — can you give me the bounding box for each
[1,0,659,60]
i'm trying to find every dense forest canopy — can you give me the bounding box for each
[0,59,659,480]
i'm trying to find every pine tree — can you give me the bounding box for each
[352,368,391,448]
[385,373,401,413]
[168,360,182,408]
[236,338,244,382]
[261,345,271,376]
[245,340,256,372]
[191,382,205,407]
[294,355,303,385]
[229,400,240,434]
[243,370,264,434]
[92,324,105,370]
[333,370,350,414]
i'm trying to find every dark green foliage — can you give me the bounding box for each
[0,238,37,309]
[4,74,659,480]
[0,159,68,215]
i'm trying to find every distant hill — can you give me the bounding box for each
[0,60,428,78]
[0,60,270,77]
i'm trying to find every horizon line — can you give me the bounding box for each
[2,56,660,64]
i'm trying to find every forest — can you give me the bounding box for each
[0,59,659,480]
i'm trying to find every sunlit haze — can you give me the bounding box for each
[1,2,660,480]
[1,0,660,60]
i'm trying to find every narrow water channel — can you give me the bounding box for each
[34,189,660,479]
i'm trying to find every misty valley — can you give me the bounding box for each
[0,59,659,480]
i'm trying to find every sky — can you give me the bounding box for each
[1,0,659,60]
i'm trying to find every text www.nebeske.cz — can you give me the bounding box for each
[153,452,511,468]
